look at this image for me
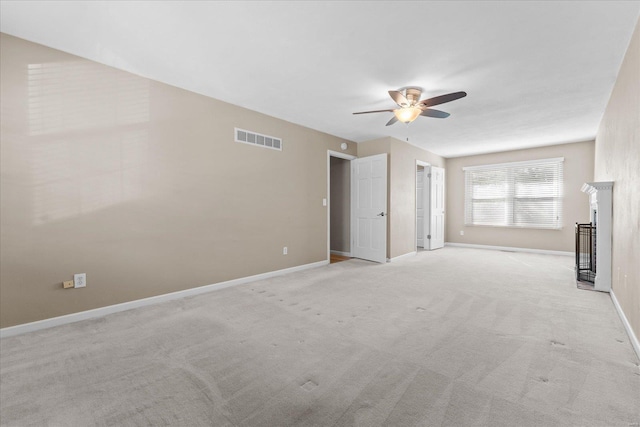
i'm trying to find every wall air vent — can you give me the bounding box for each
[235,128,282,151]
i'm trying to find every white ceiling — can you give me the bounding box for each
[1,1,639,157]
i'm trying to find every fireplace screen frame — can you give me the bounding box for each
[575,222,596,284]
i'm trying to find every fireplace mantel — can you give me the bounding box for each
[581,181,613,292]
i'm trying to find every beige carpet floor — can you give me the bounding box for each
[1,247,639,426]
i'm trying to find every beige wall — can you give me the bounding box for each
[356,137,391,158]
[388,138,445,258]
[446,141,595,252]
[356,137,446,259]
[0,34,356,327]
[594,19,640,342]
[329,156,350,253]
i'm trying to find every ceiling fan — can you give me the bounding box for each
[353,87,467,126]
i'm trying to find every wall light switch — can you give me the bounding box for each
[283,246,288,255]
[322,198,327,207]
[74,273,86,288]
[460,230,464,236]
[63,280,74,289]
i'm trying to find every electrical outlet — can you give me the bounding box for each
[74,273,86,288]
[63,280,74,289]
[283,246,288,255]
[460,230,464,236]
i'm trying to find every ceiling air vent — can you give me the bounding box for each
[235,128,282,151]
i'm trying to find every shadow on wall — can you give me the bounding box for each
[26,60,150,225]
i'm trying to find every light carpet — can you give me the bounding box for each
[1,247,639,426]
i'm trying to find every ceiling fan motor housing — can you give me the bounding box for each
[404,87,422,106]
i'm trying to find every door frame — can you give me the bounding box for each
[416,160,430,250]
[327,150,357,262]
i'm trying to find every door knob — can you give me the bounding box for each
[377,212,385,217]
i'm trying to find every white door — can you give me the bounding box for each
[429,166,445,250]
[416,168,425,248]
[351,154,387,263]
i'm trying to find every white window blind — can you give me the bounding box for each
[464,157,564,229]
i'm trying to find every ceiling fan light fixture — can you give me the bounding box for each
[394,106,422,124]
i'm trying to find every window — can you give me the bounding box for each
[464,157,563,229]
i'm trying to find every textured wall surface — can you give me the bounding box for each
[0,34,355,327]
[594,19,640,341]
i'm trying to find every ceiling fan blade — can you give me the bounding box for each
[420,109,450,119]
[420,91,467,108]
[388,90,409,106]
[353,109,395,115]
[385,115,398,126]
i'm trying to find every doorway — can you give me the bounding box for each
[328,151,356,263]
[416,161,446,251]
[416,161,430,250]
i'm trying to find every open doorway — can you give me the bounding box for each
[328,151,356,263]
[416,160,430,251]
[416,161,446,251]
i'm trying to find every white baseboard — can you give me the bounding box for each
[445,242,573,257]
[610,290,640,362]
[0,260,329,339]
[388,251,417,262]
[330,250,351,257]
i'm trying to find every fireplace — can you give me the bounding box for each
[579,182,613,292]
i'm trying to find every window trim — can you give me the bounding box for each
[463,157,564,230]
[462,157,564,172]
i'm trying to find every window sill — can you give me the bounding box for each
[464,224,563,230]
